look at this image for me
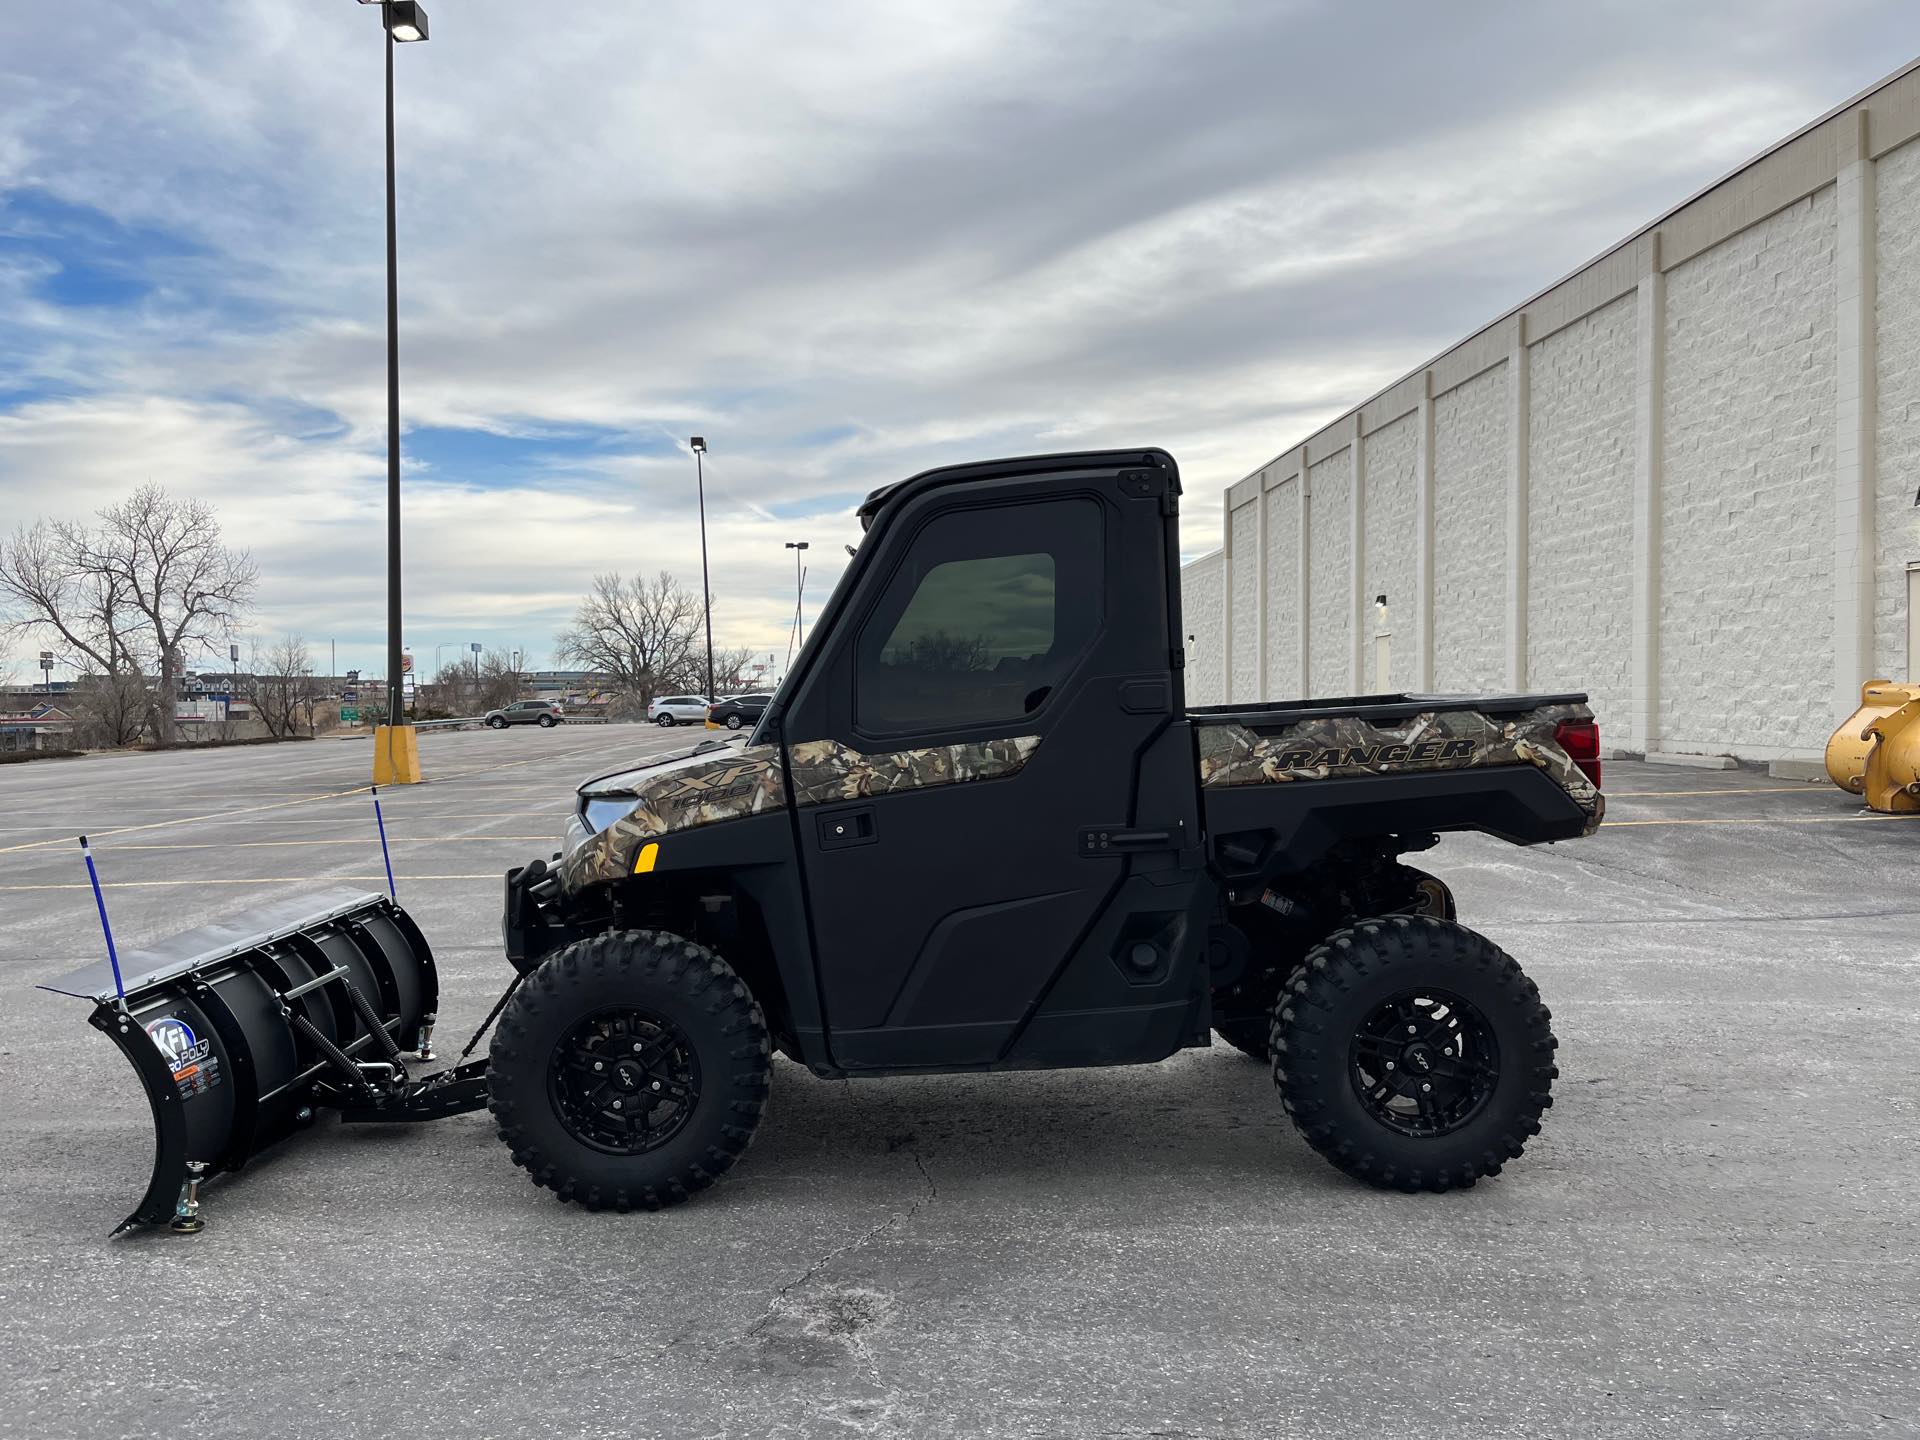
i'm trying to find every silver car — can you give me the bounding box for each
[485,699,564,729]
[647,694,712,727]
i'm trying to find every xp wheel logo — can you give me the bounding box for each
[145,1016,211,1073]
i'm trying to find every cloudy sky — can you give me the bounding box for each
[3,1,1916,682]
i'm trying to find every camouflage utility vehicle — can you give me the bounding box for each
[49,448,1603,1233]
[490,448,1603,1209]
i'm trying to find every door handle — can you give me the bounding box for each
[818,806,877,851]
[1078,823,1183,856]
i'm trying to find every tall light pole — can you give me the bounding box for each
[691,437,715,699]
[785,541,810,657]
[356,0,429,778]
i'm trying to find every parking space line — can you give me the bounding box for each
[94,836,555,850]
[1605,813,1920,827]
[1607,785,1826,798]
[0,874,502,891]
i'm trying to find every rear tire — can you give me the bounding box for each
[538,714,557,727]
[656,714,675,727]
[725,715,743,730]
[487,930,771,1210]
[1271,916,1556,1193]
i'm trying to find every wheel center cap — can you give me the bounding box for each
[612,1060,645,1090]
[1403,1043,1435,1074]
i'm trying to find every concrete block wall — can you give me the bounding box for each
[1308,452,1351,694]
[1185,61,1920,761]
[1180,549,1224,705]
[1527,293,1637,723]
[1660,191,1837,756]
[1362,414,1418,692]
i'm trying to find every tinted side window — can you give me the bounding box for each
[855,498,1102,735]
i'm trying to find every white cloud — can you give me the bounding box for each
[1,0,1915,673]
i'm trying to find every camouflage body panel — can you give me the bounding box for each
[561,734,1043,890]
[561,742,787,889]
[788,735,1041,807]
[1196,702,1604,832]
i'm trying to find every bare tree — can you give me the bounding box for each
[0,520,151,745]
[431,648,524,716]
[245,635,318,738]
[554,571,703,704]
[710,646,762,695]
[84,485,257,745]
[69,671,155,749]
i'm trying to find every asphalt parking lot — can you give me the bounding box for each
[1,733,1916,1439]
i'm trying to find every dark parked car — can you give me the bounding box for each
[705,693,771,730]
[485,699,564,729]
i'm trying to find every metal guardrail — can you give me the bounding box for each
[409,714,613,731]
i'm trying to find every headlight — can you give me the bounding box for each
[582,796,635,834]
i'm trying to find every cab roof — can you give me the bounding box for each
[856,447,1177,527]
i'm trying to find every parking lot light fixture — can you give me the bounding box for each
[356,0,431,783]
[691,438,714,701]
[385,1,429,42]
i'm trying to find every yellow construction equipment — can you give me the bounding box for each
[1826,680,1920,813]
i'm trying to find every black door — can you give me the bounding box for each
[778,458,1203,1071]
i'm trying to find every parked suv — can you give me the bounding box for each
[485,699,564,729]
[647,695,712,727]
[706,693,772,731]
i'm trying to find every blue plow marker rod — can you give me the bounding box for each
[78,835,127,1005]
[372,786,396,900]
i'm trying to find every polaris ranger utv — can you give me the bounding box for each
[48,448,1602,1232]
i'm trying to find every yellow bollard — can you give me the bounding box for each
[1825,680,1920,796]
[372,723,423,786]
[1863,693,1920,814]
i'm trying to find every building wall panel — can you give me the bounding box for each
[1228,502,1260,700]
[1876,137,1920,680]
[1308,453,1351,694]
[1431,364,1510,691]
[1264,480,1303,696]
[1659,189,1837,755]
[1181,550,1223,705]
[1362,414,1418,692]
[1527,292,1637,727]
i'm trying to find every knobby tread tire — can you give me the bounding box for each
[1270,915,1557,1194]
[487,929,771,1211]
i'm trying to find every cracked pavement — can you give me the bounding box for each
[1,739,1916,1438]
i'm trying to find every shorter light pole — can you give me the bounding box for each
[785,541,809,654]
[691,437,715,700]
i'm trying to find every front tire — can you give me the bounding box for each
[487,716,507,729]
[487,930,772,1210]
[1271,916,1556,1193]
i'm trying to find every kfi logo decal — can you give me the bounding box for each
[145,1016,211,1075]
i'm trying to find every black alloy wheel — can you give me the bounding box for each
[1349,988,1498,1137]
[1271,916,1557,1193]
[548,1007,700,1155]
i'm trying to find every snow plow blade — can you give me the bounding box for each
[40,889,479,1236]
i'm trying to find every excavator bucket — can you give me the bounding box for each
[40,889,479,1236]
[1825,680,1920,797]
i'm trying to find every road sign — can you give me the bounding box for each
[340,707,360,725]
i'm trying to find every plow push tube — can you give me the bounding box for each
[40,888,466,1235]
